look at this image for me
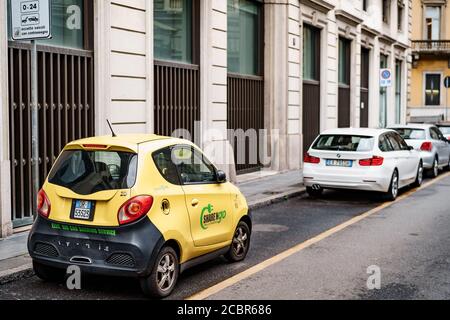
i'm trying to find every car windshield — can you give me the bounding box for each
[48,150,138,195]
[312,135,375,152]
[393,128,426,140]
[438,126,450,135]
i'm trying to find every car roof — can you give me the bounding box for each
[388,123,435,129]
[66,134,192,153]
[319,128,393,137]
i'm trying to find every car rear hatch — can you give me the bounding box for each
[43,143,138,227]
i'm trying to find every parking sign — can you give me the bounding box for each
[380,68,392,87]
[10,0,51,41]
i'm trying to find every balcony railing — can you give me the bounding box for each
[412,40,450,52]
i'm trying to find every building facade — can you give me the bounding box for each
[410,0,450,122]
[0,0,411,237]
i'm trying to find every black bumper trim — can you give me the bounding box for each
[28,216,165,278]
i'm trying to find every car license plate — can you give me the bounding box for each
[326,159,353,167]
[71,200,96,221]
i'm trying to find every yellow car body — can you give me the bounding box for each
[28,134,251,297]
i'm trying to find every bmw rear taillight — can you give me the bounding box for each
[359,156,384,167]
[304,153,321,164]
[37,189,51,218]
[118,196,153,225]
[420,142,433,152]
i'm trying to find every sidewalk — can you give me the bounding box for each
[0,170,304,283]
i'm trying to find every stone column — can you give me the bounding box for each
[265,0,300,172]
[0,0,13,237]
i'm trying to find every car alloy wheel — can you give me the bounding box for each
[433,158,439,177]
[232,225,249,258]
[417,164,423,186]
[156,252,177,292]
[391,171,399,200]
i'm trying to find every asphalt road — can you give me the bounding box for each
[1,174,449,300]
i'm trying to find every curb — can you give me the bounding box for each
[0,188,306,284]
[0,261,33,285]
[248,187,306,210]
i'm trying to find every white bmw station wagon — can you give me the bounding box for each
[303,128,423,201]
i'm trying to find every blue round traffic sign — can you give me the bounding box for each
[381,70,391,79]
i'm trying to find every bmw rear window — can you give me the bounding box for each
[392,128,426,140]
[312,135,375,152]
[48,150,138,195]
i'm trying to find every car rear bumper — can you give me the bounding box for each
[303,166,391,192]
[419,151,435,169]
[28,216,165,278]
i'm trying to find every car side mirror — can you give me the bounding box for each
[216,170,227,183]
[408,146,414,151]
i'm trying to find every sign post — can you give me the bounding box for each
[10,0,51,218]
[444,76,450,121]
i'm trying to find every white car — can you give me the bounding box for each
[388,124,450,178]
[303,128,423,201]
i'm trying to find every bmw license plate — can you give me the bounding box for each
[71,200,96,221]
[326,159,353,167]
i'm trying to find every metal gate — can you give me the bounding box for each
[227,74,264,174]
[302,25,321,154]
[154,60,200,139]
[8,42,94,227]
[303,81,320,153]
[360,48,370,128]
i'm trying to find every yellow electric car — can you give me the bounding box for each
[28,134,251,298]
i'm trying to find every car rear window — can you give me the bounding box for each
[48,150,138,195]
[438,126,450,135]
[312,135,375,152]
[392,128,426,140]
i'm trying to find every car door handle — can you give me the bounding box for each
[191,199,199,207]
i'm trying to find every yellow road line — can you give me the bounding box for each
[186,172,450,300]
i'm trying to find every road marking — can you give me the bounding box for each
[186,172,450,300]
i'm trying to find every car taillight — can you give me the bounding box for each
[420,142,433,152]
[304,153,320,164]
[83,144,108,149]
[118,195,153,225]
[359,156,384,167]
[37,189,51,218]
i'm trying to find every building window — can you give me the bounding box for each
[363,0,368,12]
[154,0,193,64]
[303,25,320,81]
[395,60,402,123]
[397,1,404,31]
[7,0,87,49]
[380,54,388,128]
[338,38,350,85]
[425,74,441,106]
[382,0,390,24]
[425,6,441,40]
[227,0,263,76]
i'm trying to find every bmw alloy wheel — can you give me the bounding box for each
[391,172,399,199]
